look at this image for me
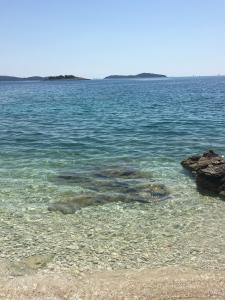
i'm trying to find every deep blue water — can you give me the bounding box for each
[0,76,225,272]
[1,77,225,163]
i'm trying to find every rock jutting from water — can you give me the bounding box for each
[181,150,225,198]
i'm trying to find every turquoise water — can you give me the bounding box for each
[0,77,225,274]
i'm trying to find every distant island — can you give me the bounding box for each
[0,75,89,81]
[47,75,89,80]
[104,73,166,79]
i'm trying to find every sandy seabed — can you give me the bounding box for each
[1,266,225,300]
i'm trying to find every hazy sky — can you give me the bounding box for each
[1,0,225,78]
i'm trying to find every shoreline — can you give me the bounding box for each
[1,266,225,299]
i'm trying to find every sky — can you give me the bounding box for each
[0,0,225,78]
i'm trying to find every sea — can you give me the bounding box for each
[0,76,225,275]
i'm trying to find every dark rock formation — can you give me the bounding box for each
[181,150,225,198]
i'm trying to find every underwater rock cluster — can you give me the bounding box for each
[48,166,169,214]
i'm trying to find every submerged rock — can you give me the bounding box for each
[48,193,127,214]
[56,173,93,185]
[48,195,96,214]
[48,202,80,214]
[49,166,169,213]
[136,183,169,201]
[94,167,151,180]
[56,167,151,184]
[48,183,169,214]
[12,254,53,274]
[181,150,225,198]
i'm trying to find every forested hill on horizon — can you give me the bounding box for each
[104,73,167,79]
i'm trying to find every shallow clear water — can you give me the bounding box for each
[0,77,225,274]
